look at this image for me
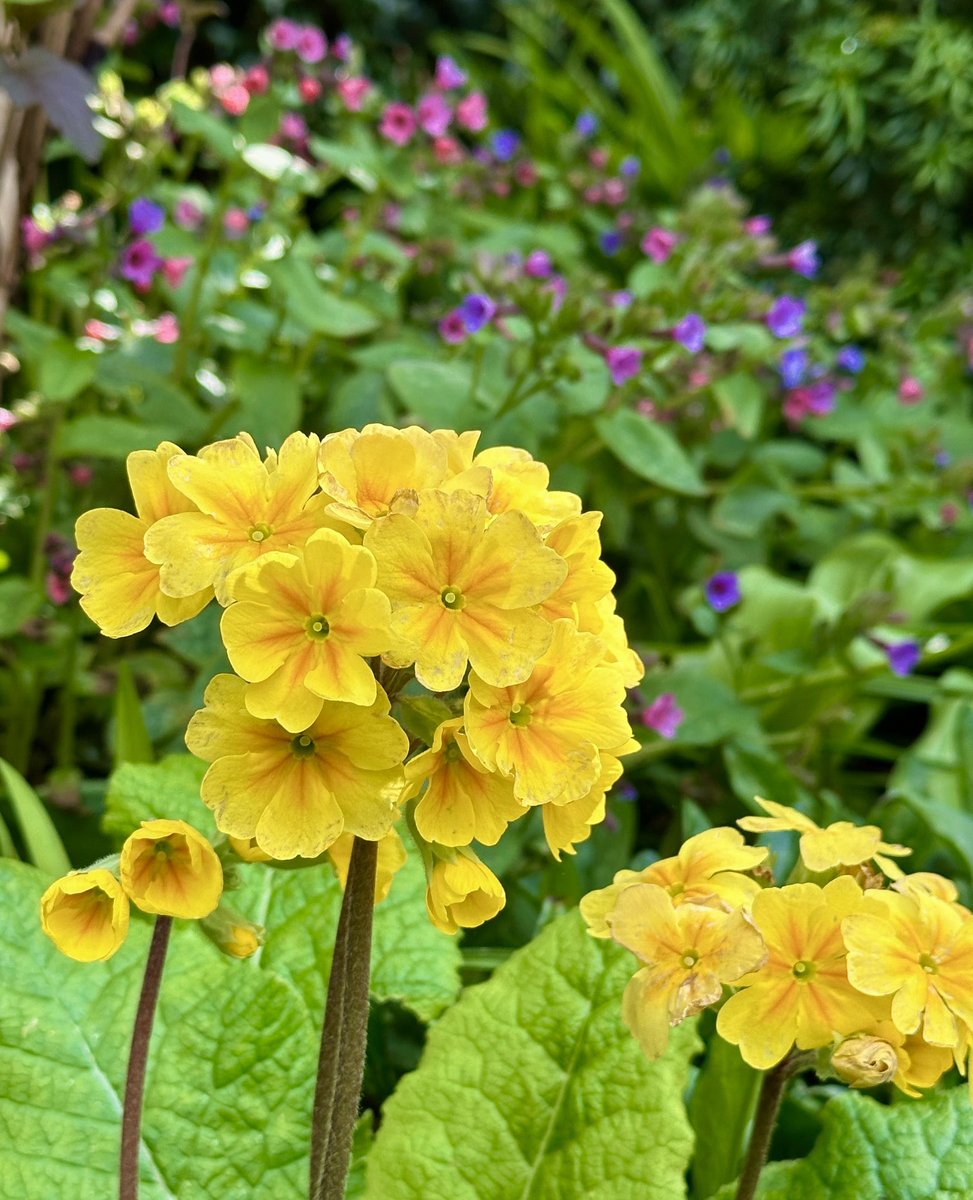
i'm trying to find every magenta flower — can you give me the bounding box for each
[120,239,162,291]
[417,92,452,137]
[524,249,553,278]
[338,77,372,112]
[435,55,467,90]
[766,295,806,338]
[745,215,772,236]
[641,226,679,263]
[705,571,741,612]
[673,313,707,353]
[333,34,353,61]
[162,256,193,288]
[380,102,417,146]
[280,112,308,142]
[266,18,301,51]
[21,217,48,256]
[220,85,250,117]
[244,65,270,95]
[433,136,463,165]
[787,240,820,278]
[899,376,924,405]
[455,91,488,132]
[299,76,322,103]
[154,312,180,344]
[0,407,17,431]
[223,208,250,238]
[296,25,327,64]
[641,693,684,739]
[439,310,468,343]
[605,345,643,386]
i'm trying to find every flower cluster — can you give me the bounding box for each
[583,796,972,1098]
[72,426,640,934]
[40,819,223,961]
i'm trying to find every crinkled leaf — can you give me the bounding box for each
[365,909,698,1200]
[0,48,101,162]
[104,755,214,840]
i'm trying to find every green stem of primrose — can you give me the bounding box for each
[309,836,378,1200]
[120,916,173,1200]
[734,1053,808,1200]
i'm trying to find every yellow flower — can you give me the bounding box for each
[842,888,973,1046]
[425,845,505,935]
[144,432,339,604]
[405,717,526,847]
[830,1034,899,1088]
[716,876,878,1069]
[327,827,409,904]
[40,869,130,962]
[609,883,767,1059]
[229,836,274,863]
[737,796,911,877]
[200,904,264,958]
[186,674,408,859]
[464,619,636,807]
[542,753,623,861]
[473,445,581,533]
[538,513,617,625]
[830,1022,953,1096]
[581,826,768,938]
[892,872,959,903]
[72,441,212,637]
[579,594,645,688]
[221,528,392,730]
[120,819,223,919]
[363,489,568,692]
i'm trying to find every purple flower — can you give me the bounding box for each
[615,780,638,803]
[745,215,772,236]
[128,198,165,235]
[787,240,820,278]
[492,129,520,162]
[706,571,741,612]
[610,290,634,309]
[543,275,568,311]
[120,238,163,290]
[435,55,467,90]
[332,34,353,61]
[886,640,920,677]
[417,92,452,137]
[673,313,707,353]
[641,692,684,739]
[600,229,622,255]
[460,293,496,333]
[805,379,836,415]
[524,249,553,278]
[438,310,468,343]
[766,295,806,339]
[296,25,327,64]
[575,110,598,137]
[935,449,952,468]
[836,345,865,373]
[266,18,301,51]
[780,347,808,389]
[605,345,643,386]
[620,155,641,177]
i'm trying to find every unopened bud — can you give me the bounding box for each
[832,1036,898,1088]
[200,903,264,959]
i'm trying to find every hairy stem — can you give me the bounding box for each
[735,1054,805,1200]
[309,836,377,1200]
[120,916,172,1200]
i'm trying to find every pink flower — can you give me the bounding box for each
[524,249,553,278]
[299,76,322,104]
[223,208,250,238]
[380,102,417,146]
[589,147,609,169]
[605,345,643,386]
[244,65,270,95]
[162,256,193,288]
[899,376,924,405]
[0,407,18,431]
[266,18,301,51]
[280,112,308,142]
[338,76,372,111]
[174,198,203,229]
[154,312,180,344]
[120,239,162,291]
[583,185,604,204]
[332,34,353,62]
[417,92,452,137]
[745,215,772,236]
[602,178,627,205]
[296,25,327,64]
[70,464,94,487]
[46,571,73,606]
[641,692,684,739]
[22,217,48,256]
[220,85,250,117]
[455,91,488,132]
[439,310,468,343]
[210,63,236,91]
[158,1,180,27]
[84,319,120,341]
[515,161,538,187]
[433,136,463,165]
[641,226,679,263]
[435,55,467,90]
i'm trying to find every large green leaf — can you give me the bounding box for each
[0,757,71,874]
[716,1086,973,1199]
[386,360,475,427]
[0,859,313,1198]
[595,409,706,496]
[364,909,698,1199]
[689,1036,761,1198]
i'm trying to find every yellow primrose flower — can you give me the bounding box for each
[892,872,960,903]
[72,441,212,637]
[144,432,339,604]
[120,819,223,919]
[579,593,645,688]
[473,445,582,533]
[737,796,911,877]
[431,429,481,475]
[581,826,769,938]
[229,836,274,863]
[842,888,973,1046]
[830,1034,899,1088]
[425,844,505,935]
[610,883,767,1059]
[186,673,408,859]
[363,488,568,692]
[831,1021,953,1096]
[542,753,623,861]
[40,869,130,962]
[716,876,879,1069]
[222,528,392,730]
[327,827,409,904]
[405,717,526,848]
[464,619,637,807]
[538,513,617,624]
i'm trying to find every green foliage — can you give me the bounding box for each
[365,910,698,1199]
[0,758,71,874]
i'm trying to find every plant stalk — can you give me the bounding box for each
[734,1054,805,1200]
[120,915,172,1200]
[309,836,378,1200]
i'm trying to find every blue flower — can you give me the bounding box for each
[836,345,866,373]
[620,155,641,177]
[705,571,741,612]
[779,348,808,389]
[128,198,165,235]
[673,313,707,353]
[459,293,496,333]
[575,110,599,137]
[766,296,806,339]
[492,129,520,162]
[600,229,623,255]
[886,640,920,677]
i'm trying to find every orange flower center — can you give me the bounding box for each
[306,614,331,640]
[291,733,317,757]
[509,703,533,728]
[792,959,817,981]
[248,523,274,543]
[440,585,465,611]
[919,953,939,975]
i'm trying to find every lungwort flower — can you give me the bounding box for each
[221,528,393,730]
[40,869,130,962]
[186,674,408,859]
[120,819,223,919]
[364,488,568,691]
[72,441,212,636]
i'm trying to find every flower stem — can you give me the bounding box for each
[120,915,172,1200]
[734,1054,805,1200]
[309,836,378,1200]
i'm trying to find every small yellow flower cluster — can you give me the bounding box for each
[583,797,973,1098]
[40,820,223,962]
[72,427,640,933]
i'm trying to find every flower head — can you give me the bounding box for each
[425,845,504,934]
[524,249,553,278]
[673,313,706,353]
[439,309,468,343]
[435,55,467,90]
[338,77,372,111]
[128,197,165,235]
[641,692,684,739]
[417,92,452,137]
[766,295,806,339]
[886,639,920,677]
[120,819,223,919]
[705,571,741,612]
[837,345,865,373]
[575,110,599,137]
[492,129,520,161]
[899,376,924,405]
[460,293,496,333]
[780,347,809,389]
[380,102,417,146]
[641,227,678,263]
[41,869,130,962]
[831,1034,899,1088]
[455,91,488,132]
[120,239,163,291]
[600,230,623,255]
[605,345,642,386]
[296,25,327,64]
[620,155,641,177]
[787,240,820,278]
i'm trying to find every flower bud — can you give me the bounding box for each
[121,819,223,919]
[200,903,264,959]
[425,844,505,935]
[229,835,274,864]
[832,1036,898,1088]
[40,869,130,962]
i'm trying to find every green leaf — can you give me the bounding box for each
[242,143,322,193]
[393,695,455,746]
[716,1086,973,1199]
[113,662,154,767]
[0,576,41,637]
[364,909,698,1199]
[170,100,240,160]
[595,409,707,496]
[222,354,302,450]
[386,360,475,427]
[689,1036,761,1198]
[712,373,765,439]
[0,757,71,874]
[37,336,96,401]
[0,859,313,1198]
[270,260,380,338]
[104,755,214,841]
[60,416,175,460]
